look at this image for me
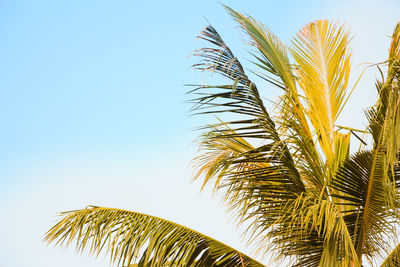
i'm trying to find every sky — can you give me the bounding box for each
[0,0,399,266]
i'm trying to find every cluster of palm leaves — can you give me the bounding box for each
[45,6,400,267]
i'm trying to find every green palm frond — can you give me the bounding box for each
[45,206,264,267]
[223,6,296,91]
[191,25,278,142]
[367,22,400,165]
[347,22,400,261]
[331,151,395,262]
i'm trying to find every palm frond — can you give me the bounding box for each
[348,22,400,261]
[192,122,260,192]
[290,20,352,175]
[266,193,358,267]
[368,22,400,167]
[191,24,305,194]
[331,151,396,262]
[191,25,277,141]
[223,6,295,91]
[45,206,265,267]
[224,6,326,190]
[381,241,400,267]
[389,22,400,63]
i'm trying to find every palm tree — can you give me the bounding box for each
[45,6,400,267]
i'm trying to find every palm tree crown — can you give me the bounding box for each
[45,6,400,267]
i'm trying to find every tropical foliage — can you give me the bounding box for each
[45,6,400,267]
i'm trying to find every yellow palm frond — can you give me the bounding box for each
[291,20,352,174]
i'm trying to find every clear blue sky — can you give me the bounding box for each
[0,1,399,266]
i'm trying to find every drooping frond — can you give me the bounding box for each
[45,206,264,267]
[290,20,352,175]
[192,122,259,192]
